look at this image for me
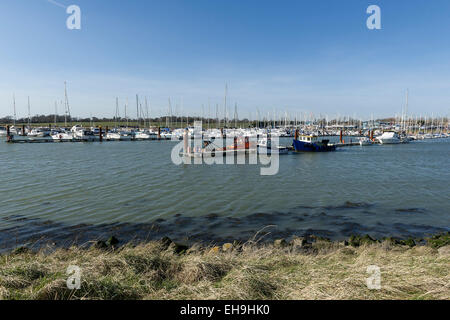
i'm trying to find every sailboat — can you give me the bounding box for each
[52,82,74,141]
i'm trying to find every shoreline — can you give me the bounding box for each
[0,233,448,300]
[1,205,448,254]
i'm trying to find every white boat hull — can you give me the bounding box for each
[377,138,400,144]
[52,133,74,141]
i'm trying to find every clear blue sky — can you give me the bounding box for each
[0,0,449,119]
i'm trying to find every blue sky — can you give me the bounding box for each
[0,0,449,119]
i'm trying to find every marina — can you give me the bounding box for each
[2,118,448,145]
[1,0,450,303]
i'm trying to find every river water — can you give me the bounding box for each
[0,137,449,250]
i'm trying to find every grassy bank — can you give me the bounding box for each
[0,235,449,300]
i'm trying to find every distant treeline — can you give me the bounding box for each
[0,115,236,125]
[0,114,447,126]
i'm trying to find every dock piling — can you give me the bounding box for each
[183,128,189,155]
[6,125,11,142]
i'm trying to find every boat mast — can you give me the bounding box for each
[224,84,227,128]
[13,94,16,126]
[208,98,211,130]
[404,89,409,133]
[140,102,145,128]
[125,98,129,128]
[167,98,172,128]
[54,101,57,127]
[27,96,31,127]
[115,97,119,129]
[136,94,139,127]
[216,104,219,129]
[145,97,149,129]
[234,103,238,129]
[64,81,71,127]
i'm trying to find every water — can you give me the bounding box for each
[0,138,449,250]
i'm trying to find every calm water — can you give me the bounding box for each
[0,138,449,250]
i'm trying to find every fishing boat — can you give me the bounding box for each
[376,131,401,144]
[257,137,289,154]
[292,135,336,152]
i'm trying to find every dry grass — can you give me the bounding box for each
[0,240,448,300]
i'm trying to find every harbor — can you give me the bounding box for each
[2,0,450,303]
[2,118,448,146]
[1,95,448,246]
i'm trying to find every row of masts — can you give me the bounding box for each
[10,81,71,127]
[5,85,449,133]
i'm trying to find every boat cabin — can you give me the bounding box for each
[298,135,332,146]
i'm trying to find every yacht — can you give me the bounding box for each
[0,126,7,136]
[376,131,401,144]
[135,131,153,140]
[71,125,97,141]
[9,126,19,135]
[28,127,51,137]
[106,131,122,141]
[51,130,74,142]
